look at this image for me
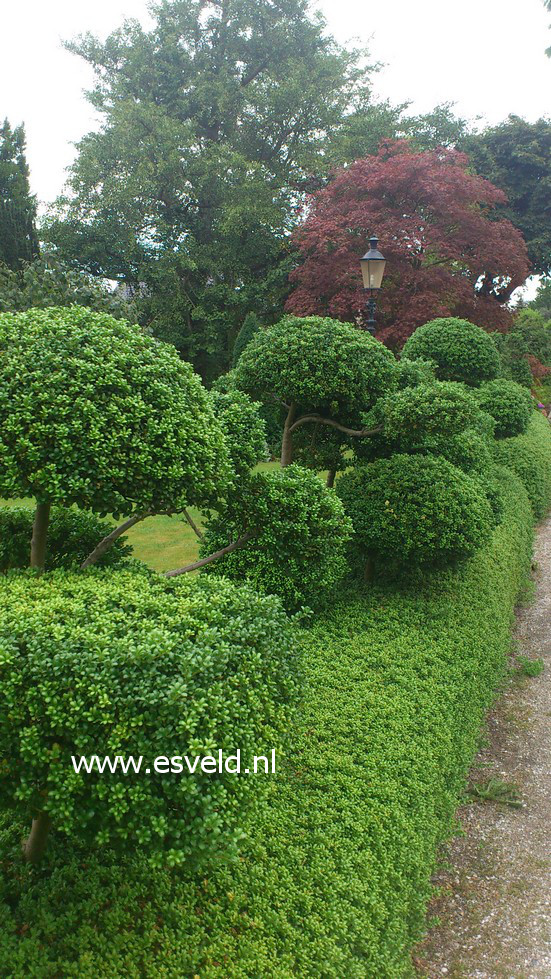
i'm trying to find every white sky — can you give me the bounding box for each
[1,0,549,207]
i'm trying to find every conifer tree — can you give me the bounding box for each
[0,119,39,269]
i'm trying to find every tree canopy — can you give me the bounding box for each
[44,0,377,380]
[285,142,530,347]
[461,116,551,277]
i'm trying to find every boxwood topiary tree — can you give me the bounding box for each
[233,315,398,467]
[401,317,501,386]
[198,464,353,611]
[337,453,494,574]
[0,570,297,865]
[475,378,534,438]
[0,306,230,568]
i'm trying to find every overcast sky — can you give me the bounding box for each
[1,0,550,207]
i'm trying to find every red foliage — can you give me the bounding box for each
[285,141,531,347]
[527,355,551,381]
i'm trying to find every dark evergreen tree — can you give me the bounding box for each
[0,120,39,269]
[232,312,261,366]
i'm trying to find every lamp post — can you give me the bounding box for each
[360,236,386,335]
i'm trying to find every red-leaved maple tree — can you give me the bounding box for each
[285,141,531,347]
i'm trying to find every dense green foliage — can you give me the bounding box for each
[0,467,535,977]
[492,308,551,387]
[0,119,39,269]
[492,412,551,519]
[402,317,501,386]
[0,256,138,319]
[337,454,495,571]
[370,381,493,452]
[234,315,397,420]
[0,507,133,572]
[395,357,436,389]
[476,378,534,438]
[201,465,352,610]
[209,390,267,477]
[0,305,230,515]
[232,312,262,367]
[0,571,297,867]
[461,116,551,277]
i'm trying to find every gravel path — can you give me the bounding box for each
[416,513,551,979]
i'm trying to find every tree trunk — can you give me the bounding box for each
[23,811,51,864]
[30,502,51,570]
[281,403,297,467]
[326,469,336,488]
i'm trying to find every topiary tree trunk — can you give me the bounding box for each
[30,502,50,569]
[281,403,296,467]
[23,811,51,863]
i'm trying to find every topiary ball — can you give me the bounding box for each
[200,464,353,611]
[337,453,494,571]
[0,305,230,516]
[402,317,500,387]
[475,378,534,439]
[234,315,398,420]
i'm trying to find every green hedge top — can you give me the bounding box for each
[0,305,230,516]
[402,317,501,386]
[0,570,298,866]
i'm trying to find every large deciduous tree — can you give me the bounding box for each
[285,141,530,348]
[44,0,376,380]
[461,116,551,277]
[0,119,39,269]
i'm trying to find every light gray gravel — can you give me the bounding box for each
[415,513,551,979]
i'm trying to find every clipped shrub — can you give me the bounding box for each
[476,378,534,438]
[337,454,494,570]
[209,390,268,476]
[234,315,398,420]
[201,465,353,611]
[0,305,230,517]
[380,381,493,447]
[0,571,297,866]
[492,412,551,519]
[396,357,436,389]
[355,381,494,464]
[0,507,133,572]
[402,317,500,386]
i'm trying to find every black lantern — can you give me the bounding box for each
[360,236,386,334]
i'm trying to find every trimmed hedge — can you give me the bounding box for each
[0,464,538,977]
[0,506,133,571]
[492,412,551,519]
[0,571,297,868]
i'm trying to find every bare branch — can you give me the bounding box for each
[182,508,204,540]
[80,510,152,569]
[289,415,383,438]
[164,532,254,578]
